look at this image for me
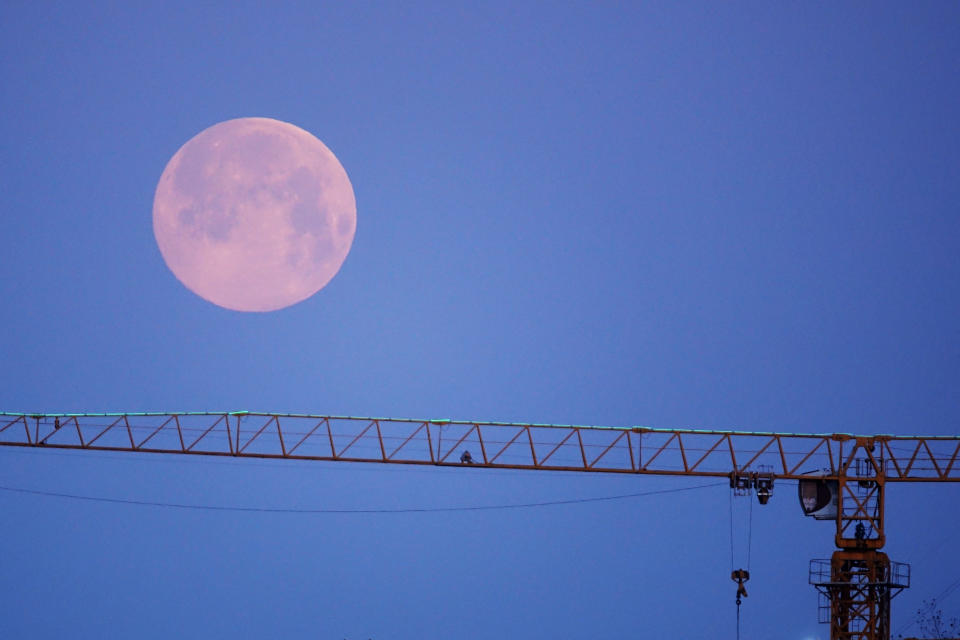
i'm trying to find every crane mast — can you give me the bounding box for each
[3,411,959,639]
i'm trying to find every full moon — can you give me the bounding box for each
[153,117,356,312]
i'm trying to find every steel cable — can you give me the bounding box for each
[0,480,725,514]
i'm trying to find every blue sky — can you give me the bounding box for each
[1,2,959,638]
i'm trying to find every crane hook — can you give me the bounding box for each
[731,568,749,640]
[731,568,749,605]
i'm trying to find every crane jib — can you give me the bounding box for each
[1,412,957,482]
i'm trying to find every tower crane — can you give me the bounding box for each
[2,411,958,640]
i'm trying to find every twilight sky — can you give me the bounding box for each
[1,3,958,639]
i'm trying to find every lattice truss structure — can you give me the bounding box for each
[810,552,910,640]
[3,411,959,640]
[2,412,958,483]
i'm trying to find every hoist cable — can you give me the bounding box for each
[728,488,735,570]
